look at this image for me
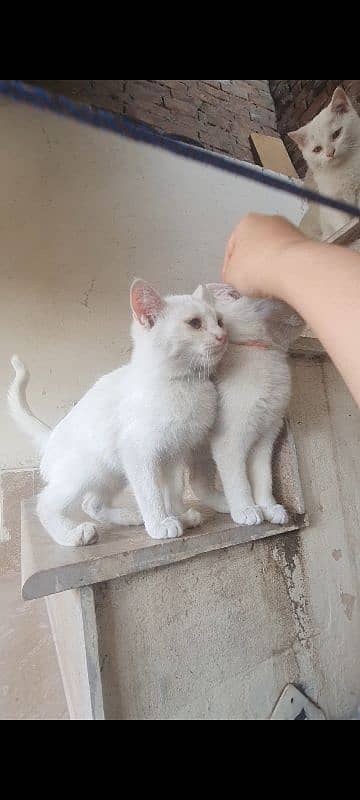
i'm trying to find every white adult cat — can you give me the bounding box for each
[190,286,304,526]
[289,87,360,239]
[9,280,228,547]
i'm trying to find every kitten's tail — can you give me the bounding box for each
[8,355,51,451]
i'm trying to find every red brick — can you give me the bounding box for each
[28,79,279,166]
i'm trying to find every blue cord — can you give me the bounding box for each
[0,79,360,221]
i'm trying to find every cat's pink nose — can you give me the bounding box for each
[216,333,228,345]
[327,149,336,159]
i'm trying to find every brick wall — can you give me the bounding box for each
[27,80,278,164]
[270,80,360,176]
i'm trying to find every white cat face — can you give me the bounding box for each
[289,87,360,173]
[206,285,304,349]
[131,280,228,375]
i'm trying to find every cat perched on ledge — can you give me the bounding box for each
[9,280,228,547]
[190,285,304,527]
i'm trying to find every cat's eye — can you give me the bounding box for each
[188,318,202,330]
[218,317,224,328]
[332,128,343,141]
[313,146,323,154]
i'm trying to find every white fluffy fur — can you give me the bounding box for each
[190,286,304,526]
[8,355,51,448]
[290,87,360,239]
[9,280,227,547]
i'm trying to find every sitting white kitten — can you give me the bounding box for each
[289,87,360,239]
[190,286,304,527]
[9,280,228,547]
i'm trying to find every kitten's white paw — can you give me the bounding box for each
[69,523,99,547]
[181,508,202,529]
[232,506,264,527]
[263,504,289,525]
[149,517,184,540]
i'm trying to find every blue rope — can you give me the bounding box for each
[1,79,360,221]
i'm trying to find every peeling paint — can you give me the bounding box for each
[81,279,96,311]
[332,550,343,562]
[0,526,11,544]
[41,125,52,150]
[341,592,356,622]
[272,534,311,650]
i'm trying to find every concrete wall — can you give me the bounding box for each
[97,362,360,721]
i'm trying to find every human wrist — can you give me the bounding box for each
[268,239,321,304]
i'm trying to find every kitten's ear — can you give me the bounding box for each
[288,128,307,149]
[206,283,241,303]
[193,285,215,307]
[130,279,165,328]
[331,87,350,115]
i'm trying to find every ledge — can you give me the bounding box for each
[21,499,308,601]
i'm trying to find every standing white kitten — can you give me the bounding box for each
[8,280,228,547]
[289,87,360,239]
[190,285,304,527]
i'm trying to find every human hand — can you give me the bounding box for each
[222,213,306,297]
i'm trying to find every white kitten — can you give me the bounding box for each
[190,286,304,527]
[289,87,360,239]
[9,280,228,547]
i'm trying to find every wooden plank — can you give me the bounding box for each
[250,133,298,178]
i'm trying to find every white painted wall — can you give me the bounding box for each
[0,98,304,470]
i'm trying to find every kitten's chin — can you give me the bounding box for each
[324,155,344,170]
[186,346,227,378]
[193,354,222,377]
[208,350,227,370]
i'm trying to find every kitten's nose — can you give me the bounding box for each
[216,333,228,345]
[327,148,336,159]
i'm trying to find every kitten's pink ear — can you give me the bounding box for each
[331,87,350,115]
[130,279,165,328]
[206,283,241,303]
[288,129,307,149]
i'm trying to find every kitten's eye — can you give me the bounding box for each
[332,128,343,141]
[313,146,323,154]
[188,318,202,330]
[217,317,224,328]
